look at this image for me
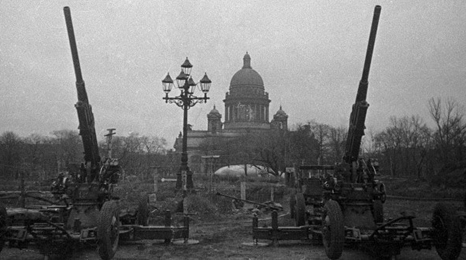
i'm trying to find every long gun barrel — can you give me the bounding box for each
[344,5,381,164]
[64,7,101,181]
[64,7,87,103]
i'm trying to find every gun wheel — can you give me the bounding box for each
[294,193,306,226]
[137,194,149,226]
[0,203,7,253]
[322,200,344,260]
[98,200,120,260]
[431,202,462,260]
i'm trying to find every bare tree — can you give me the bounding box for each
[253,131,285,176]
[285,124,318,166]
[428,97,466,166]
[374,115,432,178]
[51,129,83,169]
[309,121,331,164]
[328,126,347,163]
[104,133,168,179]
[23,134,54,180]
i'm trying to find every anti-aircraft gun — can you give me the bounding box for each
[55,7,191,257]
[341,4,381,185]
[0,7,193,260]
[316,6,387,258]
[0,7,123,260]
[287,7,385,258]
[60,6,122,194]
[317,6,463,258]
[49,7,123,259]
[256,6,463,259]
[328,3,384,219]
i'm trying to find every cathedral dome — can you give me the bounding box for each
[224,52,270,130]
[230,52,264,90]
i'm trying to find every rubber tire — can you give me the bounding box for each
[289,190,296,219]
[98,200,120,260]
[373,200,384,224]
[322,200,344,260]
[294,193,306,226]
[0,203,7,253]
[431,202,462,260]
[137,194,149,226]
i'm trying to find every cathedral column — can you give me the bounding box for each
[266,106,269,122]
[257,105,262,121]
[262,105,265,121]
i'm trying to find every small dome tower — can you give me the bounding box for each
[207,106,222,134]
[271,106,288,131]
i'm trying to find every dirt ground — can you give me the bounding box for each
[1,238,460,260]
[2,199,465,260]
[1,225,462,260]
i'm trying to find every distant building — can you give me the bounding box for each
[174,52,288,173]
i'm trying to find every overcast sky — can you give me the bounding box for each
[1,0,465,147]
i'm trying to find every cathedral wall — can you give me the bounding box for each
[223,121,270,130]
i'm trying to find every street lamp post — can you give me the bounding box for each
[162,58,212,190]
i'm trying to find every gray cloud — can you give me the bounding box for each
[1,0,465,146]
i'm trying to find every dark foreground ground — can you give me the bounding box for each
[1,199,465,260]
[1,239,461,260]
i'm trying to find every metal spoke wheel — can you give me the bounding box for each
[137,194,149,226]
[294,193,306,226]
[431,202,462,260]
[322,200,344,260]
[98,200,120,260]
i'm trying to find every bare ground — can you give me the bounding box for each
[2,199,465,260]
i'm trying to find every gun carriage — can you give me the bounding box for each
[0,7,189,260]
[253,5,463,260]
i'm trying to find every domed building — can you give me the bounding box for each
[175,53,289,173]
[223,52,271,130]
